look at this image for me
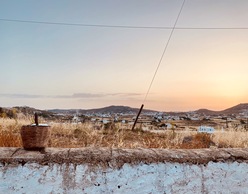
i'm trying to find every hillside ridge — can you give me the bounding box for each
[1,103,248,116]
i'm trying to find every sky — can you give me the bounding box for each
[0,0,248,111]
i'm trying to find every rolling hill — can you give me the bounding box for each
[49,105,156,115]
[195,103,248,115]
[1,103,247,117]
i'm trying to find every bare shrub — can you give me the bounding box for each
[180,133,214,149]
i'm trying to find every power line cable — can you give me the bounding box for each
[1,18,248,30]
[0,18,171,29]
[143,0,186,104]
[132,0,186,130]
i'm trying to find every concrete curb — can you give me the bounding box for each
[1,147,248,168]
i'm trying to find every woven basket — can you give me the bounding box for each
[21,125,51,150]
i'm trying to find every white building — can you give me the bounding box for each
[198,126,215,134]
[72,115,80,123]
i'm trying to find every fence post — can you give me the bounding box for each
[35,112,39,126]
[132,104,144,131]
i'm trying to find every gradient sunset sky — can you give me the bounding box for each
[0,0,248,111]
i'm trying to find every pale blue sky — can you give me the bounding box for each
[0,0,248,111]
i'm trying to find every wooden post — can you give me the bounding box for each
[246,117,248,130]
[132,104,144,131]
[35,113,39,126]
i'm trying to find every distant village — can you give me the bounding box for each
[1,104,248,133]
[50,106,248,133]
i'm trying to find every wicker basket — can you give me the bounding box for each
[21,125,51,150]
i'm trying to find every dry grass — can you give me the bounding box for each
[0,118,29,147]
[180,133,214,149]
[213,129,248,148]
[1,118,248,149]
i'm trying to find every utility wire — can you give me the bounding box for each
[0,18,171,29]
[132,0,186,130]
[1,18,248,30]
[143,0,186,103]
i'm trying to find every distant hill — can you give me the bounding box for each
[195,109,219,115]
[13,106,41,115]
[49,105,156,115]
[220,103,248,115]
[195,103,248,115]
[81,105,138,114]
[50,103,248,116]
[1,103,247,118]
[13,106,55,118]
[0,106,54,119]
